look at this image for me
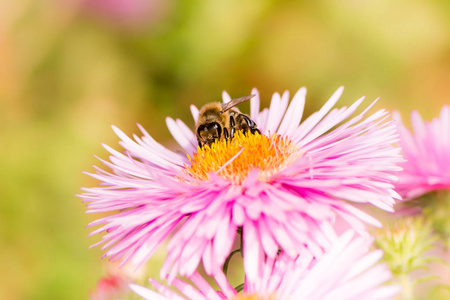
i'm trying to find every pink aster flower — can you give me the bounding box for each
[130,231,400,300]
[82,0,170,28]
[79,87,402,280]
[90,274,129,300]
[393,105,450,199]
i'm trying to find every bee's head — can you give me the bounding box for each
[197,122,222,147]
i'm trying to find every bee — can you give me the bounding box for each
[196,94,261,147]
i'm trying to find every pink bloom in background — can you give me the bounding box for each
[90,274,129,300]
[393,105,450,199]
[82,0,171,28]
[89,261,147,300]
[79,87,402,280]
[131,231,400,300]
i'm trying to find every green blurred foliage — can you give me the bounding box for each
[1,0,450,298]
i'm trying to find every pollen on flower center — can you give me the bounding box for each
[184,131,302,184]
[230,293,277,300]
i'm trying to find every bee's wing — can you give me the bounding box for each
[220,94,256,113]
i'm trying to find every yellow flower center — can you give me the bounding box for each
[184,131,302,184]
[231,293,277,300]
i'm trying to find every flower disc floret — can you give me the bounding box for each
[230,294,275,300]
[185,131,302,184]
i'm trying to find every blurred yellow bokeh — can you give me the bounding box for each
[1,0,449,299]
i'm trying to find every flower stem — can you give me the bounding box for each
[222,249,241,276]
[399,273,414,300]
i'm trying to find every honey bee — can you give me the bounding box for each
[196,94,261,147]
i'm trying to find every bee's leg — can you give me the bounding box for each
[230,115,236,127]
[229,116,236,139]
[223,127,229,139]
[242,115,256,128]
[198,141,203,148]
[241,115,260,135]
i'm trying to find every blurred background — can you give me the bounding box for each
[1,0,450,299]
